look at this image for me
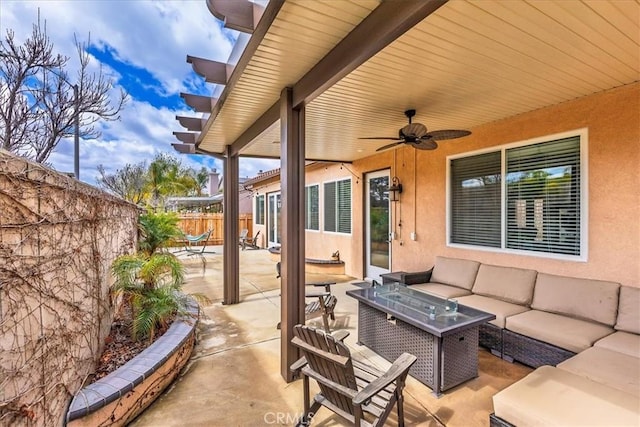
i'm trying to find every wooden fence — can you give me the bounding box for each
[176,213,252,245]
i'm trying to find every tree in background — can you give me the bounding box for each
[96,163,147,205]
[0,14,127,163]
[97,153,209,206]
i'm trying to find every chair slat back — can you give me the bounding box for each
[293,325,357,416]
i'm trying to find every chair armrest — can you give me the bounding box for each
[352,352,417,406]
[308,281,335,293]
[305,291,331,298]
[401,268,433,285]
[290,356,307,374]
[331,330,350,342]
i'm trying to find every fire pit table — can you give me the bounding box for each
[347,283,495,396]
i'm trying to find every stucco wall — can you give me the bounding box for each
[0,151,140,425]
[353,83,639,287]
[251,163,358,276]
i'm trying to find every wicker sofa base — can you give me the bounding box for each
[502,329,575,368]
[479,323,503,357]
[489,413,515,427]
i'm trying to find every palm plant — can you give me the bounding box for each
[138,210,181,255]
[111,211,208,342]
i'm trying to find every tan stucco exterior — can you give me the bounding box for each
[353,83,639,287]
[251,83,639,287]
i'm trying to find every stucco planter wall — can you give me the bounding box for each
[66,302,198,427]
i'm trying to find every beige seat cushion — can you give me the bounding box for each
[457,294,529,328]
[595,331,640,358]
[493,366,640,427]
[430,256,480,291]
[558,347,640,397]
[616,286,640,334]
[409,283,472,299]
[472,264,537,305]
[506,310,614,353]
[532,273,620,326]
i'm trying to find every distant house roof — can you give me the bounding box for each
[243,162,331,188]
[243,168,281,187]
[166,195,224,210]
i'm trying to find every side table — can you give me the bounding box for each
[380,271,407,285]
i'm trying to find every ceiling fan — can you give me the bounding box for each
[359,109,471,151]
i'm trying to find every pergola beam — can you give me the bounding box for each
[180,93,216,113]
[229,102,279,157]
[206,0,264,34]
[172,143,196,154]
[229,0,447,155]
[198,0,285,151]
[176,116,204,132]
[187,55,228,85]
[292,0,447,108]
[173,132,197,144]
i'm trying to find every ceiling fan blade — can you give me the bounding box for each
[425,129,471,140]
[358,137,402,140]
[376,141,404,152]
[411,140,438,150]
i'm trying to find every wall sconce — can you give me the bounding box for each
[388,177,403,202]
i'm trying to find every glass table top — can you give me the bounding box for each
[346,283,495,335]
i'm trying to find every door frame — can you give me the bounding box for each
[267,192,281,247]
[364,169,391,282]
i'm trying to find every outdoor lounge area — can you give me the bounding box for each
[128,247,533,426]
[2,1,638,426]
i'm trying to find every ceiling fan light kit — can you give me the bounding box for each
[359,109,471,151]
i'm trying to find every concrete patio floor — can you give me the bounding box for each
[130,247,532,426]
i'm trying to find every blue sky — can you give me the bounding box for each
[1,0,279,185]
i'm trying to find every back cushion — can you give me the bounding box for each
[472,264,537,305]
[430,256,480,290]
[615,286,640,334]
[532,273,620,326]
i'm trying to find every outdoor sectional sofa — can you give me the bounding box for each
[398,256,640,426]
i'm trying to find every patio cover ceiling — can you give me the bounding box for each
[177,0,639,162]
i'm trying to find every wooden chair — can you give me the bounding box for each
[290,325,417,427]
[239,229,260,250]
[276,262,337,332]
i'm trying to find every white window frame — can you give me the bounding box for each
[254,194,265,225]
[446,128,588,261]
[323,178,352,235]
[305,183,320,232]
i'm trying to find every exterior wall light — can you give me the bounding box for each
[388,177,403,202]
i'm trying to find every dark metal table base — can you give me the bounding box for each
[357,302,479,396]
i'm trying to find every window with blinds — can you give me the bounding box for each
[450,151,502,247]
[506,136,581,255]
[449,134,584,258]
[255,195,265,225]
[324,179,351,234]
[305,185,319,230]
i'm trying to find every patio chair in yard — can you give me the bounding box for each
[179,229,214,254]
[239,229,260,250]
[276,262,338,332]
[290,324,417,427]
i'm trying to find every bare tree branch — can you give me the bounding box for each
[0,13,128,164]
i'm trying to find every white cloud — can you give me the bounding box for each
[1,0,278,187]
[1,0,235,95]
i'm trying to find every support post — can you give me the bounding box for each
[279,87,306,382]
[223,147,240,304]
